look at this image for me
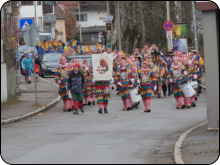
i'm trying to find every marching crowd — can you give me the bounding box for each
[54,43,205,114]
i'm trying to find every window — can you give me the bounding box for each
[38,17,42,27]
[61,20,63,29]
[82,33,98,42]
[37,1,41,5]
[21,1,33,5]
[75,14,87,22]
[43,1,54,14]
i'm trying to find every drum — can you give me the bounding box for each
[191,81,198,89]
[129,87,142,103]
[179,79,195,98]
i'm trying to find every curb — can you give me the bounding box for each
[174,120,207,164]
[1,95,61,126]
[201,85,206,90]
[1,77,60,126]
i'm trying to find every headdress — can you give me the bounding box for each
[73,59,79,63]
[73,63,80,68]
[173,56,178,61]
[60,55,66,62]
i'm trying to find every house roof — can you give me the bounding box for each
[55,5,67,19]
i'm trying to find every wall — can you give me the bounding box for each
[19,1,43,27]
[76,11,107,27]
[7,66,16,100]
[202,10,219,128]
[1,64,7,103]
[55,19,66,42]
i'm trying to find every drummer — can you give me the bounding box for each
[137,61,154,112]
[130,62,141,108]
[168,56,188,109]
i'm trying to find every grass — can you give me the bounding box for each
[31,103,44,107]
[1,96,19,109]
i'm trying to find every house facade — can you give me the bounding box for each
[55,5,67,42]
[73,1,107,44]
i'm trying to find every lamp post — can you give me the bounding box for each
[78,1,82,42]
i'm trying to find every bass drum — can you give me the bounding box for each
[129,87,142,103]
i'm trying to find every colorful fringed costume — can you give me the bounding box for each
[168,62,186,108]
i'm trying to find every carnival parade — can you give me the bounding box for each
[53,41,204,114]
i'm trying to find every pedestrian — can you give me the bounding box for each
[67,63,85,114]
[33,53,41,82]
[22,52,33,84]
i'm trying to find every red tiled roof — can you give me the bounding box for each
[58,1,78,8]
[55,5,67,19]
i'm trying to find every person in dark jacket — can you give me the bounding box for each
[67,63,85,114]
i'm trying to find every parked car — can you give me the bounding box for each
[17,45,38,58]
[39,53,62,77]
[68,55,93,67]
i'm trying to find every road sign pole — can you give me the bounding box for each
[29,29,38,104]
[166,1,171,50]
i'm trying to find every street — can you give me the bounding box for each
[1,77,207,164]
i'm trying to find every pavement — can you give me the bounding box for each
[1,75,218,164]
[1,74,59,122]
[181,122,219,164]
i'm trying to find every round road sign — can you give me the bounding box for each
[163,21,173,31]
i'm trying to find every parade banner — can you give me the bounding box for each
[92,52,113,81]
[171,24,188,53]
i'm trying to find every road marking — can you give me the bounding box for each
[39,77,50,83]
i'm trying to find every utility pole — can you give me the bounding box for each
[107,1,110,45]
[34,1,37,25]
[167,1,171,50]
[117,1,121,51]
[78,1,82,42]
[191,1,198,51]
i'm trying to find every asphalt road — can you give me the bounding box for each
[1,77,207,164]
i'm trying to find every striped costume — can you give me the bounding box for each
[138,68,154,100]
[95,81,110,105]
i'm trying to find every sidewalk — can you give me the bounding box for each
[181,123,219,164]
[1,74,59,122]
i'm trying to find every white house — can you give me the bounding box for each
[73,1,107,43]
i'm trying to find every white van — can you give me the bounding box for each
[39,33,52,41]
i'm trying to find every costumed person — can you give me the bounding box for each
[84,45,92,55]
[176,51,183,62]
[113,51,121,95]
[168,56,188,109]
[67,63,85,114]
[33,53,41,82]
[49,45,58,53]
[54,55,73,112]
[155,53,167,98]
[141,45,149,57]
[191,50,204,95]
[22,52,33,84]
[131,61,141,108]
[76,45,83,55]
[115,54,134,110]
[182,55,198,108]
[92,60,111,113]
[90,66,96,105]
[137,61,154,112]
[164,49,174,96]
[133,48,140,57]
[82,59,92,106]
[188,52,200,106]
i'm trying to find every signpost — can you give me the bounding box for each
[23,25,40,104]
[105,15,113,51]
[164,20,173,49]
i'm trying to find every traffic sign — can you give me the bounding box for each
[20,19,33,33]
[59,31,63,36]
[105,15,113,23]
[23,28,40,47]
[28,24,38,31]
[166,30,172,39]
[163,21,173,31]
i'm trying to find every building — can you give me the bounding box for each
[55,5,67,42]
[73,1,107,44]
[196,1,219,129]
